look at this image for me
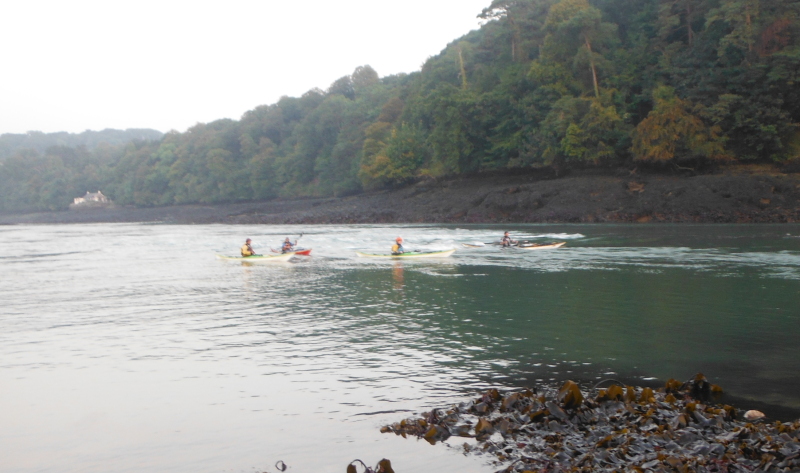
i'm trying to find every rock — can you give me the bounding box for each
[744,409,766,421]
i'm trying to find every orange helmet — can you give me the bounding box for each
[396,237,403,242]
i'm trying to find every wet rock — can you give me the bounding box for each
[382,376,800,473]
[745,409,766,421]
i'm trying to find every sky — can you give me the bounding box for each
[0,0,492,135]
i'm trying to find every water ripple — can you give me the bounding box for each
[1,223,799,473]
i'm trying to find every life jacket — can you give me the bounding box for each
[391,243,404,254]
[241,244,255,256]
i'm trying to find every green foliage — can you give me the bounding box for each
[359,123,429,189]
[632,86,726,162]
[528,92,628,166]
[0,129,163,162]
[2,1,800,213]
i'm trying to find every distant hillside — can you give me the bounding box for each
[1,0,799,214]
[0,128,163,160]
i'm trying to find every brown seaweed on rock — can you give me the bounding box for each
[382,374,800,472]
[347,458,395,473]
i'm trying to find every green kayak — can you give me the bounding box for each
[217,252,295,263]
[516,242,566,250]
[355,249,456,259]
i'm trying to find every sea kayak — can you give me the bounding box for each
[293,248,312,256]
[516,242,566,250]
[355,249,456,259]
[217,252,295,263]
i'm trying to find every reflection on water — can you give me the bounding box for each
[0,223,799,473]
[392,262,404,291]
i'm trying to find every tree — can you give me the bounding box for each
[359,123,429,188]
[657,0,711,48]
[707,0,760,57]
[248,138,279,200]
[632,86,725,162]
[543,0,618,97]
[351,65,380,96]
[328,76,355,100]
[479,0,525,61]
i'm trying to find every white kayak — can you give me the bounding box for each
[355,249,456,259]
[217,252,295,262]
[516,242,566,250]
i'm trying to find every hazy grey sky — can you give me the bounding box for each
[0,0,491,135]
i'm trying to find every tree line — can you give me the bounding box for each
[0,129,163,161]
[1,0,798,213]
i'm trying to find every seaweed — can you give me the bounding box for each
[382,374,800,472]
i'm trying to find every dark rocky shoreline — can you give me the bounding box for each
[383,375,800,473]
[2,166,799,225]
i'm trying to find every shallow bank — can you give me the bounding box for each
[2,168,799,225]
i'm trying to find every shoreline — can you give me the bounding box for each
[1,168,799,225]
[384,375,800,473]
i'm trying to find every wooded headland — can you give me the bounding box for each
[1,0,798,217]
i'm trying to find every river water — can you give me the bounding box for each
[1,223,799,473]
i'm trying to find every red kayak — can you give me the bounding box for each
[294,248,312,256]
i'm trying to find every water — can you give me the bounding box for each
[1,223,799,473]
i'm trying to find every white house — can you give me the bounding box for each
[72,191,111,207]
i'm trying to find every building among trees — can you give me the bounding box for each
[71,191,112,209]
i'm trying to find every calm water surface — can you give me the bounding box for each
[1,224,799,473]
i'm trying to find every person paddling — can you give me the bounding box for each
[391,237,405,255]
[501,231,518,247]
[281,237,296,253]
[241,238,257,257]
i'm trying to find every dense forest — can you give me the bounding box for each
[1,0,799,213]
[0,129,163,161]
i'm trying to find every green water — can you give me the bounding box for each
[1,223,798,472]
[328,225,800,412]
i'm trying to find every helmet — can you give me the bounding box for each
[246,238,251,242]
[396,237,403,242]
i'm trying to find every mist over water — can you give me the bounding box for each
[1,223,799,472]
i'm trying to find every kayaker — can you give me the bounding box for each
[281,237,296,253]
[241,238,256,257]
[391,237,405,255]
[501,231,517,247]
